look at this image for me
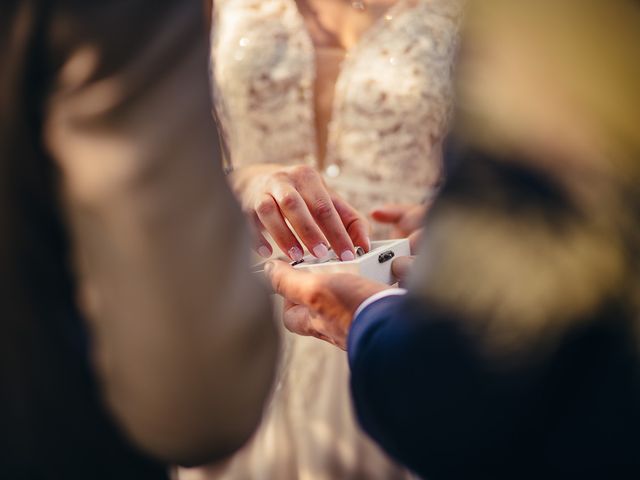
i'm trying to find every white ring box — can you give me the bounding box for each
[254,238,410,285]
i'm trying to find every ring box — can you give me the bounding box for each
[254,238,410,285]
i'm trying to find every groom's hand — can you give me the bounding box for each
[391,255,415,287]
[265,261,388,349]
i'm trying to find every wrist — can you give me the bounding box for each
[345,282,390,316]
[352,288,407,321]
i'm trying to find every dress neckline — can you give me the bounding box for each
[291,0,405,51]
[289,0,411,167]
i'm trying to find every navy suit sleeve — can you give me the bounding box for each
[347,295,544,478]
[348,291,640,479]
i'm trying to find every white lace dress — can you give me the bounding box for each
[180,1,461,479]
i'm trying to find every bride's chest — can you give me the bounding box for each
[212,0,457,109]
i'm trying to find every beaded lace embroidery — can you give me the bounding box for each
[211,0,461,229]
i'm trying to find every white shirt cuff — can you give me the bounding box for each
[353,288,408,321]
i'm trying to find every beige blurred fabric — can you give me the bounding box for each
[43,0,277,465]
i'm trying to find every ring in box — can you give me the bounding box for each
[254,238,410,285]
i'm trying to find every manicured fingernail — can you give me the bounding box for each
[313,243,329,259]
[258,246,272,259]
[288,246,303,262]
[364,237,371,251]
[340,250,355,261]
[264,262,274,274]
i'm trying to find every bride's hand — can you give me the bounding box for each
[265,260,387,350]
[231,164,370,261]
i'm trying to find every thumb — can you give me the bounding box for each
[408,229,423,255]
[265,260,317,305]
[391,256,415,283]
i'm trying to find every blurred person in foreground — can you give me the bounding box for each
[0,1,277,478]
[266,0,640,477]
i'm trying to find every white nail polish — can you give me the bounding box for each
[258,246,272,259]
[289,246,304,262]
[340,250,355,262]
[313,243,329,258]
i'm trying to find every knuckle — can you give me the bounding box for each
[292,164,318,182]
[306,290,325,310]
[271,171,291,184]
[255,197,276,217]
[279,191,301,211]
[272,277,284,296]
[270,270,286,294]
[305,279,328,308]
[313,199,334,221]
